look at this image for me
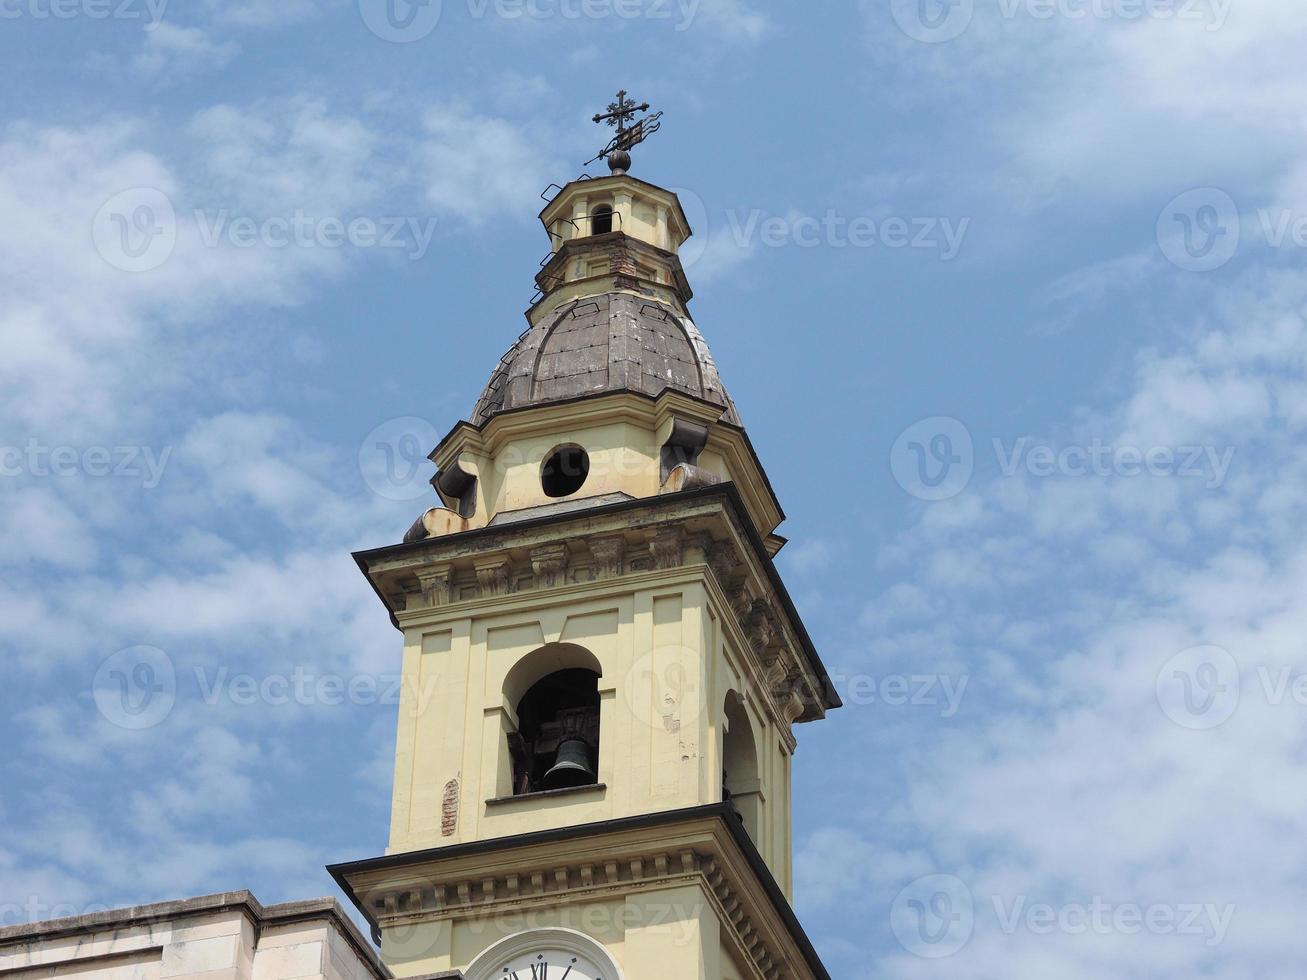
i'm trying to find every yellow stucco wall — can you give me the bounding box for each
[387,567,793,896]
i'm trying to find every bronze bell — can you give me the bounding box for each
[542,737,596,790]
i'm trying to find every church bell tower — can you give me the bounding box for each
[330,95,840,980]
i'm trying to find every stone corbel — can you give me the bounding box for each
[649,524,685,569]
[415,563,454,608]
[772,667,812,726]
[530,543,569,589]
[745,598,780,656]
[473,556,513,597]
[706,539,741,592]
[589,534,627,578]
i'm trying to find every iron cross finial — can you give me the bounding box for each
[592,89,649,137]
[587,90,663,174]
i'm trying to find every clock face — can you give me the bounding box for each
[497,950,604,980]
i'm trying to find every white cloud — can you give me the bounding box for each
[811,268,1307,976]
[418,105,563,223]
[689,0,771,41]
[202,0,334,28]
[131,24,239,79]
[0,96,458,915]
[866,0,1307,215]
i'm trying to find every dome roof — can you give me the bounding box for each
[472,293,741,426]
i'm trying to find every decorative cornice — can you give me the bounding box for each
[374,521,815,738]
[331,809,828,980]
[355,486,839,720]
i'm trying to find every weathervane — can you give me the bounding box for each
[586,89,663,174]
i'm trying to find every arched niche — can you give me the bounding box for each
[722,690,762,843]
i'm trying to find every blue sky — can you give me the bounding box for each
[2,1,1306,977]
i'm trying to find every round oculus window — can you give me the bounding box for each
[541,445,589,498]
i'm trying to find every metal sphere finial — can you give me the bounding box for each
[607,149,632,175]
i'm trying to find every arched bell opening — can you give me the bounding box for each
[590,203,614,236]
[723,690,762,842]
[504,647,603,796]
